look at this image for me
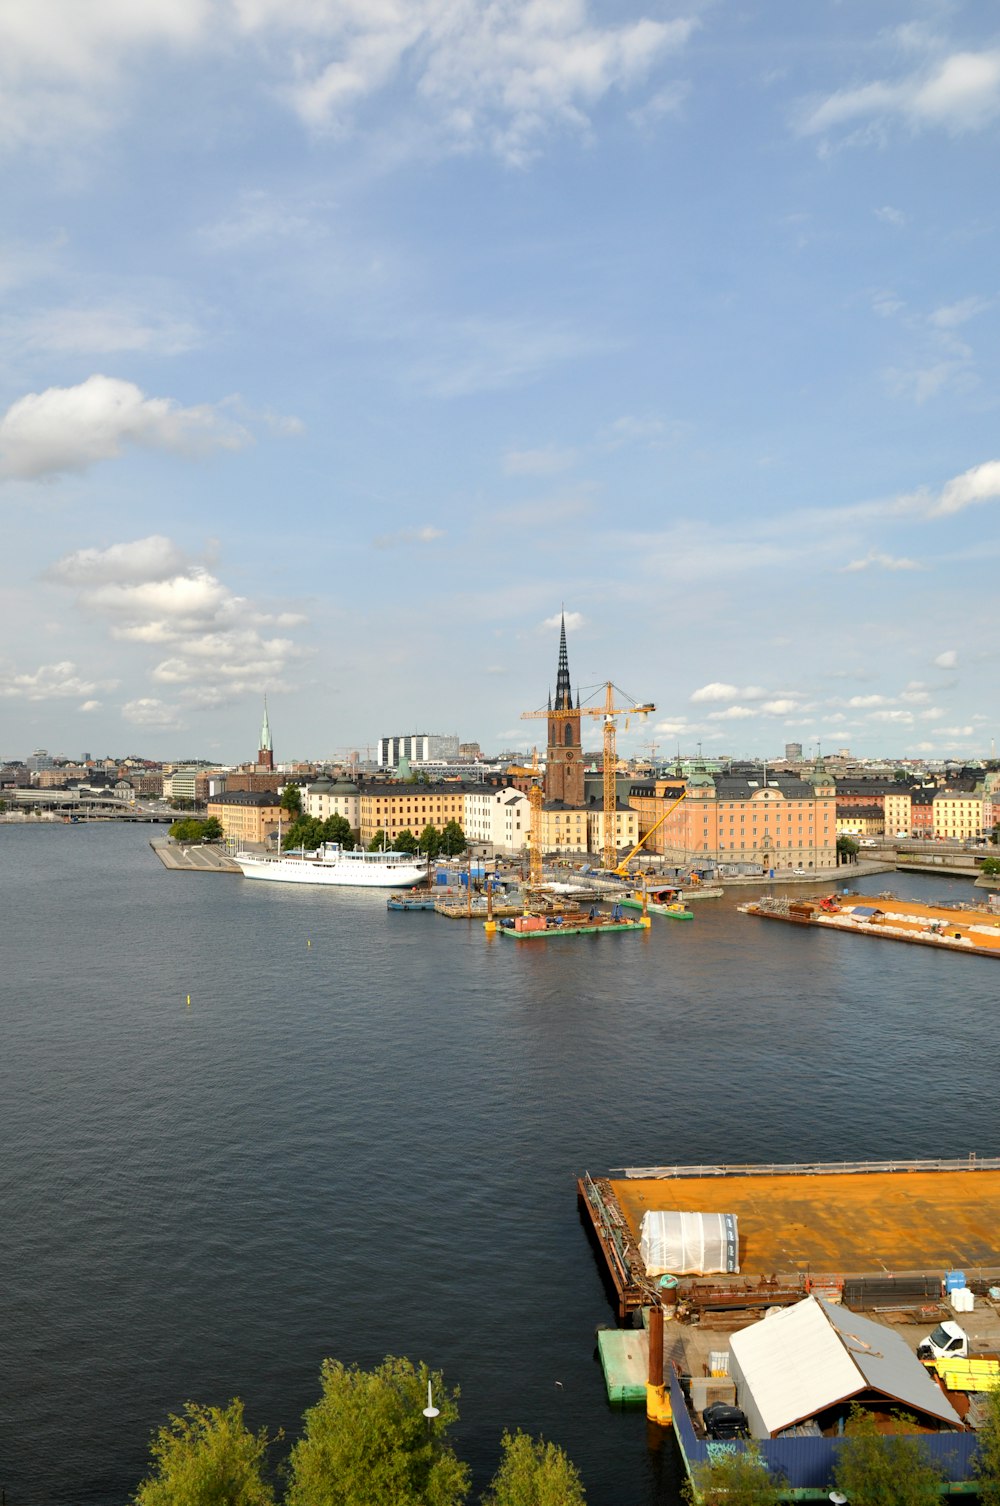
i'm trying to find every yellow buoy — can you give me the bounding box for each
[186,994,191,1007]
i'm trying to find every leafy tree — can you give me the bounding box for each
[483,1430,585,1506]
[419,824,441,859]
[280,784,302,817]
[368,829,388,851]
[0,798,7,812]
[202,816,223,841]
[282,816,324,850]
[132,1398,275,1506]
[170,818,208,843]
[440,820,466,856]
[285,1356,469,1506]
[321,814,355,849]
[394,828,418,854]
[836,835,859,864]
[981,856,1000,876]
[833,1406,942,1506]
[975,1381,1000,1506]
[682,1444,781,1506]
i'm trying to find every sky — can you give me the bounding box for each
[1,0,998,765]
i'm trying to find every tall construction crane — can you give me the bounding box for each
[506,749,544,887]
[522,682,655,872]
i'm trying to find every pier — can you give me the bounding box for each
[150,838,241,874]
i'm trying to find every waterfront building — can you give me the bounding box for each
[629,765,837,873]
[835,805,883,837]
[538,802,588,854]
[358,781,468,846]
[304,775,360,831]
[377,733,460,768]
[933,789,985,841]
[586,799,639,857]
[206,789,283,845]
[910,789,935,836]
[463,786,530,853]
[884,788,912,836]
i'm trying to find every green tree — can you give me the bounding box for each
[440,820,466,856]
[280,784,302,817]
[836,835,859,864]
[395,828,418,854]
[419,824,441,859]
[975,1381,1000,1506]
[285,1356,469,1506]
[368,829,389,851]
[483,1430,585,1506]
[283,816,324,850]
[981,856,1000,876]
[833,1406,942,1506]
[170,818,207,843]
[321,813,355,849]
[132,1399,275,1506]
[682,1444,781,1506]
[202,816,223,841]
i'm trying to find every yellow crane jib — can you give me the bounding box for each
[614,789,686,877]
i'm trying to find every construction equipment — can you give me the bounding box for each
[528,783,544,887]
[523,682,655,871]
[614,789,686,876]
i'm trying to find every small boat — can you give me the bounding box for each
[387,892,436,911]
[621,886,693,920]
[653,900,693,921]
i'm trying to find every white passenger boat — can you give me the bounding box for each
[234,842,428,889]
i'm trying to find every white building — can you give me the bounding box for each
[304,775,361,831]
[463,786,530,853]
[378,733,460,768]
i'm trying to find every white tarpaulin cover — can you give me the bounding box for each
[639,1210,740,1276]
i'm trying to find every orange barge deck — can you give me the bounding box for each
[742,893,1000,957]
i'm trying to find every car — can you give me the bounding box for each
[702,1402,749,1440]
[792,868,807,875]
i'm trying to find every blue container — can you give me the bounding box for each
[435,871,448,886]
[945,1269,966,1292]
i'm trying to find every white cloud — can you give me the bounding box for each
[934,649,958,669]
[121,697,183,728]
[848,695,888,707]
[929,297,991,330]
[373,524,445,549]
[0,660,115,700]
[843,549,921,573]
[50,535,189,586]
[14,304,201,356]
[800,49,1000,140]
[874,205,906,227]
[0,375,250,480]
[691,682,739,703]
[708,706,756,721]
[542,611,584,632]
[900,683,930,704]
[931,459,1000,517]
[761,699,798,716]
[79,699,101,712]
[503,446,576,477]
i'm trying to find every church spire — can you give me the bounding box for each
[260,695,272,753]
[555,610,572,710]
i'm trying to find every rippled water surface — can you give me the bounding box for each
[1,824,996,1504]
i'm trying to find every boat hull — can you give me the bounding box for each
[235,853,428,888]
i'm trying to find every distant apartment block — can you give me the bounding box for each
[359,781,468,845]
[377,734,460,768]
[464,786,529,852]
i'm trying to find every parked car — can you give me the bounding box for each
[702,1402,749,1440]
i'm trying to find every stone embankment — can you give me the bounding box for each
[151,838,241,874]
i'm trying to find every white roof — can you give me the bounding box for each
[730,1296,961,1436]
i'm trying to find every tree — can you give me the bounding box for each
[836,835,859,865]
[321,814,355,849]
[282,815,324,850]
[285,1356,469,1506]
[394,828,418,854]
[833,1406,942,1506]
[280,784,302,818]
[440,820,466,857]
[170,818,208,843]
[132,1399,275,1506]
[368,829,388,851]
[975,1381,1000,1506]
[202,816,223,841]
[682,1444,781,1506]
[483,1430,585,1506]
[419,824,441,859]
[981,856,1000,876]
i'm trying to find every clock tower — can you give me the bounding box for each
[545,613,585,807]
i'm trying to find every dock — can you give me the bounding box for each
[498,915,650,939]
[742,892,1000,958]
[596,1328,649,1403]
[150,838,241,874]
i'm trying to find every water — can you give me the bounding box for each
[1,824,996,1505]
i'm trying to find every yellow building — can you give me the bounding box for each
[933,791,985,841]
[836,807,883,837]
[359,781,467,846]
[586,802,639,858]
[207,790,282,844]
[538,803,589,853]
[884,790,912,836]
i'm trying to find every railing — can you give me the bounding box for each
[617,1153,1000,1178]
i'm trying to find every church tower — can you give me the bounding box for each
[545,613,584,806]
[257,696,274,771]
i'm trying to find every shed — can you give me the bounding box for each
[728,1296,962,1439]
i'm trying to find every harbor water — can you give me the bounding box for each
[1,823,996,1505]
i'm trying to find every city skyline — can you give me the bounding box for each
[1,2,998,760]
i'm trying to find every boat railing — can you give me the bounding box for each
[615,1153,1000,1178]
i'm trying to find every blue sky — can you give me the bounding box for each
[1,0,998,763]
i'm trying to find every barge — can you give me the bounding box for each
[740,892,1000,957]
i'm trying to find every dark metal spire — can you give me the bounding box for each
[555,611,572,709]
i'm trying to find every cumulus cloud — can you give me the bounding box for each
[691,683,770,703]
[0,660,115,700]
[0,375,250,480]
[542,611,584,632]
[122,697,183,728]
[843,549,921,572]
[708,706,756,721]
[934,649,958,669]
[79,699,101,712]
[48,534,308,703]
[799,49,1000,140]
[931,459,1000,517]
